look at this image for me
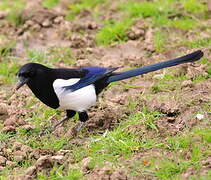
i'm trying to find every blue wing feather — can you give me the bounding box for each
[64,66,118,92]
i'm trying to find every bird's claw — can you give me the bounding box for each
[75,122,85,133]
[64,122,85,138]
[39,122,85,137]
[39,128,53,136]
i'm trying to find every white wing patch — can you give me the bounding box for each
[53,78,97,112]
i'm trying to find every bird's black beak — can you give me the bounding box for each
[16,77,29,90]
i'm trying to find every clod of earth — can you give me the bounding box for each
[29,149,56,160]
[186,64,208,79]
[81,157,93,171]
[3,117,27,127]
[0,11,7,19]
[24,165,37,179]
[6,160,16,167]
[0,156,7,166]
[1,126,16,133]
[50,155,64,164]
[86,166,128,180]
[149,99,181,116]
[17,154,65,179]
[13,151,27,162]
[0,103,8,115]
[0,166,4,172]
[181,80,194,88]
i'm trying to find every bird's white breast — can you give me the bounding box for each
[53,78,97,112]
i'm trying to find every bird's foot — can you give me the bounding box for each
[40,122,85,137]
[39,127,54,136]
[39,117,68,136]
[76,121,85,132]
[64,122,85,138]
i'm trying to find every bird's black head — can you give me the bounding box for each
[16,63,48,90]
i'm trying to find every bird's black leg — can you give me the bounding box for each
[52,110,76,131]
[75,111,88,132]
[39,110,76,136]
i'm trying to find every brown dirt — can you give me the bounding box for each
[86,166,128,180]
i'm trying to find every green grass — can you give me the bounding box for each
[158,129,211,178]
[170,17,199,30]
[0,0,25,26]
[149,66,209,93]
[121,1,161,18]
[96,0,206,45]
[0,59,19,84]
[37,168,84,180]
[24,105,62,129]
[151,78,183,93]
[154,16,199,30]
[26,48,75,66]
[166,135,192,151]
[69,106,163,165]
[125,106,162,132]
[7,9,24,27]
[154,30,166,52]
[0,105,165,177]
[192,74,210,83]
[184,38,211,48]
[154,159,189,179]
[195,129,211,143]
[42,0,60,9]
[181,0,207,13]
[66,0,105,20]
[49,47,75,65]
[0,40,16,57]
[0,0,25,10]
[96,19,133,45]
[27,49,48,63]
[121,0,202,29]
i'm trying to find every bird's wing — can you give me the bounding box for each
[63,66,119,92]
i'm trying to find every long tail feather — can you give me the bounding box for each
[107,50,203,83]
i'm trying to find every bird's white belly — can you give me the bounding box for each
[53,78,97,112]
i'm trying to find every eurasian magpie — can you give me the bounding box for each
[16,50,203,134]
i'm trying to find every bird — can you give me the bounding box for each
[16,50,203,134]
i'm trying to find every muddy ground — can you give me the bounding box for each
[0,0,210,179]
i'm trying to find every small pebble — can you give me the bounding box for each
[0,156,6,166]
[196,114,204,120]
[1,126,16,133]
[181,80,193,88]
[0,103,8,115]
[54,16,63,24]
[0,166,4,172]
[13,151,27,162]
[50,155,64,164]
[6,161,16,167]
[42,19,51,27]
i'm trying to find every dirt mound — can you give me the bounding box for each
[86,166,128,180]
[18,1,64,34]
[0,89,35,134]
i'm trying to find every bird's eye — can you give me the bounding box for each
[18,72,29,78]
[29,71,35,77]
[17,72,23,77]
